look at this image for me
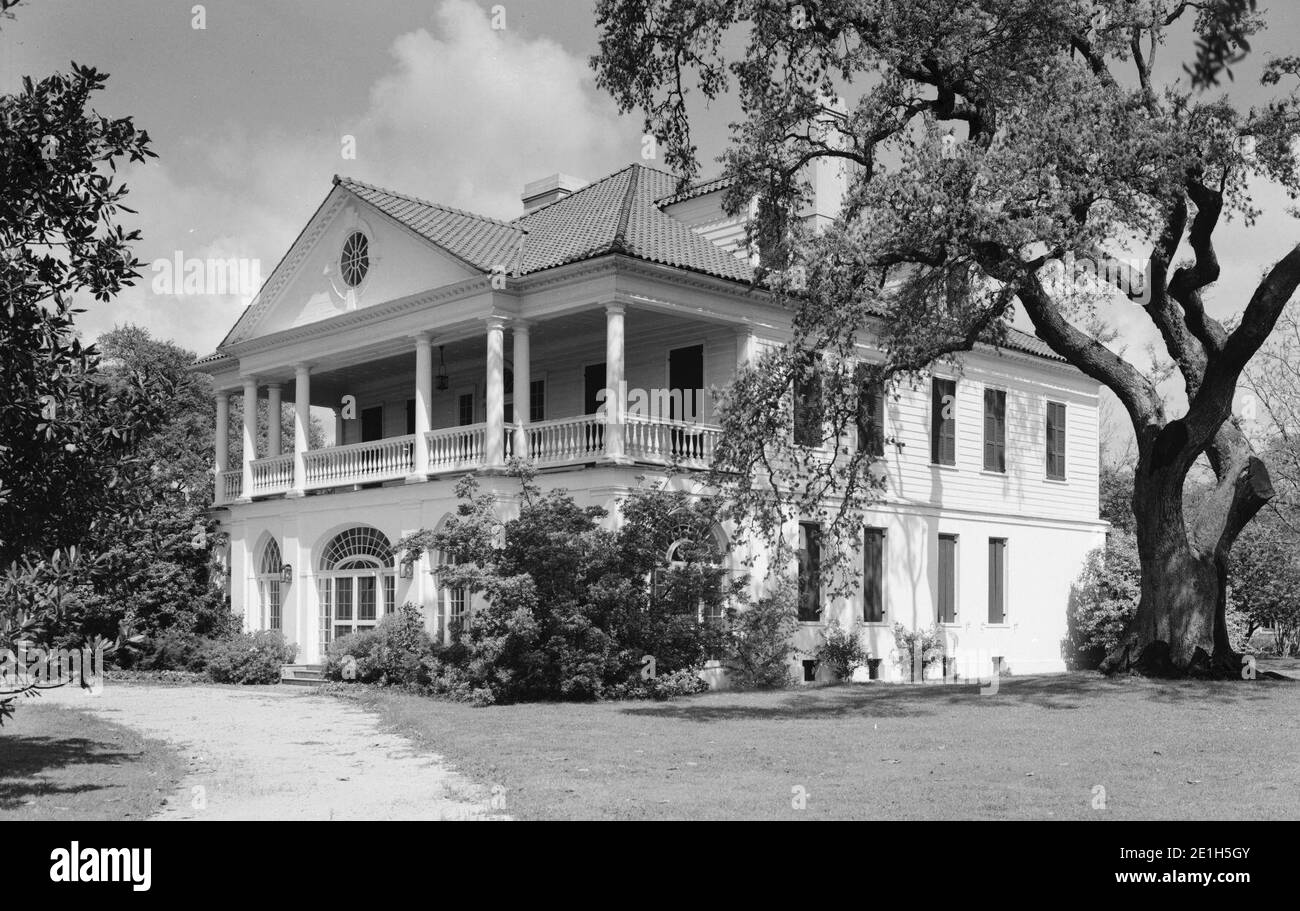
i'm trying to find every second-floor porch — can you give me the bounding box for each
[213,304,745,505]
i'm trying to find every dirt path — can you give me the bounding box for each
[42,683,503,821]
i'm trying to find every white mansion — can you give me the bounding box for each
[196,162,1105,683]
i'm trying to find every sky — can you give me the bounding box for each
[2,0,1299,449]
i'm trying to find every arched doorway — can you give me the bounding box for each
[662,515,729,623]
[317,526,396,646]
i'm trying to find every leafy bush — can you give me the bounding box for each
[1229,518,1300,657]
[203,630,297,684]
[138,629,210,672]
[892,623,947,681]
[814,619,869,681]
[323,604,435,686]
[607,667,710,700]
[105,667,206,685]
[722,578,798,689]
[324,629,378,680]
[393,470,746,704]
[1066,532,1140,669]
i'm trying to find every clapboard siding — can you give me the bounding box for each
[878,351,1099,522]
[333,314,1098,524]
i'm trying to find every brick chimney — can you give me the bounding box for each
[797,96,853,232]
[521,173,586,213]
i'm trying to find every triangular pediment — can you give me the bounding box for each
[224,185,484,344]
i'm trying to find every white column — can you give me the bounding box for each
[485,316,506,468]
[605,302,626,461]
[736,325,756,368]
[214,392,230,505]
[410,332,433,481]
[333,409,344,446]
[512,322,530,458]
[240,376,258,501]
[266,383,283,457]
[289,364,310,497]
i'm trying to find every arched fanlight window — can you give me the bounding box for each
[661,515,728,623]
[340,231,370,287]
[256,538,283,631]
[665,510,726,563]
[317,526,395,644]
[319,525,392,571]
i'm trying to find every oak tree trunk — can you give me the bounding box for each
[1102,427,1274,678]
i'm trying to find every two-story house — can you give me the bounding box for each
[195,162,1106,683]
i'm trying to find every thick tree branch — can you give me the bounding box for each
[1193,422,1274,558]
[1141,197,1211,397]
[1018,272,1161,428]
[1069,33,1117,86]
[1221,244,1300,373]
[1177,244,1300,470]
[1168,181,1229,357]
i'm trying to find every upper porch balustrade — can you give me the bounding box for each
[229,414,722,501]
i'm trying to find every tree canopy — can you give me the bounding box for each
[1,62,162,565]
[593,0,1300,675]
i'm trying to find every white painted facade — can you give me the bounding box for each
[199,168,1106,684]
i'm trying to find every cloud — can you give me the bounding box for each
[78,0,633,357]
[355,0,630,217]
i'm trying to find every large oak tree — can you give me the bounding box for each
[593,0,1300,676]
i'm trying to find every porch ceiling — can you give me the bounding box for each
[525,305,725,343]
[268,305,729,403]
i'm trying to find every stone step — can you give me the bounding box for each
[280,664,325,686]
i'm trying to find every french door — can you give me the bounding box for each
[318,568,395,644]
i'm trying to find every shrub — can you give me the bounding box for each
[324,629,379,681]
[421,655,480,702]
[1065,532,1140,669]
[203,630,297,684]
[323,604,435,686]
[892,623,947,681]
[723,579,798,689]
[646,667,710,699]
[814,619,869,681]
[607,667,710,700]
[393,471,747,704]
[1229,518,1300,657]
[139,629,209,672]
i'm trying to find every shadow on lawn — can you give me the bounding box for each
[0,735,137,808]
[621,672,1295,723]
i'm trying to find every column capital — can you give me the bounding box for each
[266,381,284,391]
[484,315,508,331]
[511,319,532,332]
[240,374,260,386]
[604,301,626,316]
[293,362,313,374]
[412,330,433,344]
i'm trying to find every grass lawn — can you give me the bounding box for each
[347,669,1300,820]
[0,700,184,821]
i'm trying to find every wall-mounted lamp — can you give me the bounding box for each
[436,345,449,391]
[280,564,293,584]
[399,561,414,579]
